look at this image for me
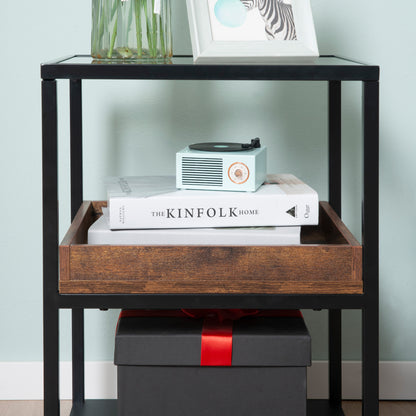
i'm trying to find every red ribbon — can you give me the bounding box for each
[118,309,302,367]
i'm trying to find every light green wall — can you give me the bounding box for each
[1,0,415,363]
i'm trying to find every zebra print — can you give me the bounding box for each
[240,0,297,41]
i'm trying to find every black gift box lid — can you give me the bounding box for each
[114,311,311,367]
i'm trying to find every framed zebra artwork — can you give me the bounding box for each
[186,0,319,63]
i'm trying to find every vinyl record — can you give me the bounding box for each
[189,138,260,152]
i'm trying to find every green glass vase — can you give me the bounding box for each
[91,0,172,60]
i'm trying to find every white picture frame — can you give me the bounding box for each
[186,0,319,64]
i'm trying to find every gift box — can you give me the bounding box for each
[114,310,311,416]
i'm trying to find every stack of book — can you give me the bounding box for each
[88,174,319,246]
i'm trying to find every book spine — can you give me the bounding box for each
[108,193,319,229]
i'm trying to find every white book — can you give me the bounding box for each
[106,174,319,230]
[88,209,301,245]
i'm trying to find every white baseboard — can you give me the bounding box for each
[0,361,117,400]
[307,361,416,400]
[1,361,415,400]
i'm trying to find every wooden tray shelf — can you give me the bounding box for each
[59,201,362,295]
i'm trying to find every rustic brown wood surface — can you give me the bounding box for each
[59,280,363,294]
[59,201,363,294]
[317,202,360,246]
[60,202,95,245]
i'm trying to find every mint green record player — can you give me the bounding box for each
[176,138,267,192]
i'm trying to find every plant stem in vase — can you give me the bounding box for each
[159,13,166,57]
[135,0,143,57]
[152,0,158,57]
[107,15,118,58]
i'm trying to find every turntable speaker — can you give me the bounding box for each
[176,138,267,192]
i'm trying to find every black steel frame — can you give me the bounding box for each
[41,55,380,416]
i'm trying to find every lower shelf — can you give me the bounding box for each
[70,399,345,416]
[60,201,362,295]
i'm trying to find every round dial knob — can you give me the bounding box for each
[228,162,250,184]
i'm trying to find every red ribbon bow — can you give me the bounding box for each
[119,309,302,367]
[180,309,260,366]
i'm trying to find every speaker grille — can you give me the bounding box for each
[181,157,223,186]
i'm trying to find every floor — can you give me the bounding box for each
[0,401,415,415]
[0,401,72,416]
[343,401,416,415]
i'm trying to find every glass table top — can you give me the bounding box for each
[41,54,379,81]
[48,54,368,67]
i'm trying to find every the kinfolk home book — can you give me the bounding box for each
[105,174,319,230]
